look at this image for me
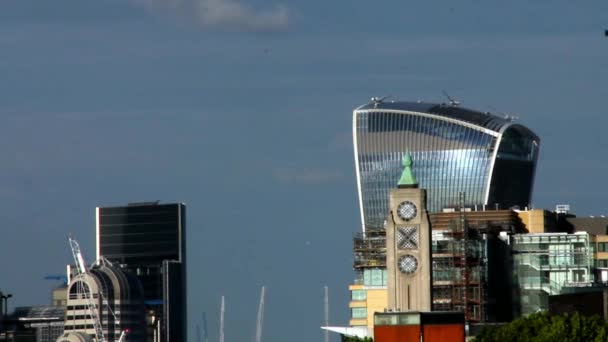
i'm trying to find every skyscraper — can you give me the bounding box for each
[353,100,540,230]
[96,202,186,342]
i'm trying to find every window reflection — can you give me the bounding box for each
[355,110,539,229]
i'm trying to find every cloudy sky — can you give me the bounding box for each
[0,1,607,341]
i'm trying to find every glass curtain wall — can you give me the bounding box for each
[512,233,593,316]
[355,111,497,228]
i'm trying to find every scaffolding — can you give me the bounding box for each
[353,229,386,270]
[351,203,520,323]
[430,194,487,322]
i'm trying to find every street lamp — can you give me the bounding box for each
[1,294,12,316]
[0,292,12,339]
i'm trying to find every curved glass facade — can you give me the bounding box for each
[354,102,539,230]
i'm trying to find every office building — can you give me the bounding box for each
[96,202,186,342]
[56,332,93,342]
[511,232,595,316]
[353,99,540,230]
[337,99,541,339]
[0,306,65,342]
[349,208,521,331]
[510,216,608,316]
[63,258,146,341]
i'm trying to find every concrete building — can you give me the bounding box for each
[566,215,608,283]
[348,283,388,333]
[96,202,186,342]
[63,258,146,341]
[51,286,68,307]
[56,332,93,342]
[0,306,65,342]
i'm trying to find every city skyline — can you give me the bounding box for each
[1,1,607,342]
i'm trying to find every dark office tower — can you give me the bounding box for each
[96,202,186,342]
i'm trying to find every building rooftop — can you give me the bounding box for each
[12,306,65,321]
[568,217,608,235]
[355,100,536,136]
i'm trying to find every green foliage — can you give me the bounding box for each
[342,337,373,342]
[472,311,608,342]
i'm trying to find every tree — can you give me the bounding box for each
[342,337,373,342]
[472,311,608,342]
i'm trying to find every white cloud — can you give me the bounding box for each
[133,0,289,32]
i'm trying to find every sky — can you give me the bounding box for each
[0,1,607,341]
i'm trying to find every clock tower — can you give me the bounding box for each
[386,153,432,311]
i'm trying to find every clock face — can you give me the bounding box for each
[397,227,418,249]
[398,254,418,274]
[397,201,417,221]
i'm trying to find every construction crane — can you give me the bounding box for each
[117,330,128,342]
[254,286,265,342]
[69,236,106,342]
[68,236,129,342]
[44,274,68,285]
[202,312,209,342]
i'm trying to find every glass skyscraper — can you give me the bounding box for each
[353,100,540,230]
[96,202,186,342]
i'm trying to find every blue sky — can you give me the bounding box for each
[0,1,607,341]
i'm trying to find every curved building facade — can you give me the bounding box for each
[63,259,146,342]
[353,100,540,230]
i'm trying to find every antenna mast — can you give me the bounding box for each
[324,286,329,342]
[202,312,209,342]
[219,296,225,342]
[255,286,266,342]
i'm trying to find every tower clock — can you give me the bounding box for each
[386,154,432,311]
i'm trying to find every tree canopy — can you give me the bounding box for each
[342,337,373,342]
[472,311,608,342]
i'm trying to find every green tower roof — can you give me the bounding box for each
[398,153,418,188]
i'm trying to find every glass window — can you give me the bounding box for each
[351,290,367,301]
[351,308,367,319]
[398,313,421,325]
[375,314,398,326]
[363,269,387,286]
[371,269,383,285]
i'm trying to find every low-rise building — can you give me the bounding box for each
[511,232,595,316]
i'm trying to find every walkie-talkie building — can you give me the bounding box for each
[353,100,540,230]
